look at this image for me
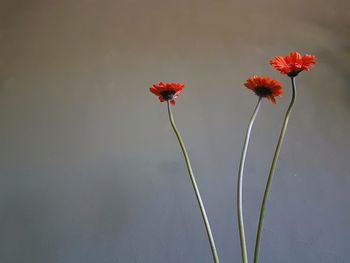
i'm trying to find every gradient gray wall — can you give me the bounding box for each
[0,0,349,262]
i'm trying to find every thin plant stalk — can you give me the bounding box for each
[166,100,220,263]
[253,77,297,263]
[237,97,262,263]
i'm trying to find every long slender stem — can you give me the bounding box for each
[237,97,262,263]
[166,101,220,263]
[253,77,297,263]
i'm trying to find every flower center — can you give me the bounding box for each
[287,71,300,77]
[255,87,273,97]
[160,90,176,101]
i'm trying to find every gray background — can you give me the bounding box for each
[0,0,349,262]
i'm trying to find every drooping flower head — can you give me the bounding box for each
[270,51,316,77]
[149,82,185,106]
[245,76,283,104]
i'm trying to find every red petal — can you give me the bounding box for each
[269,96,276,104]
[149,86,161,96]
[301,55,316,70]
[285,52,302,64]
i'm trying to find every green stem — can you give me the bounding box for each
[253,77,297,263]
[166,101,220,263]
[237,97,262,263]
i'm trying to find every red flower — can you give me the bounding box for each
[149,82,185,106]
[270,51,316,77]
[245,76,283,104]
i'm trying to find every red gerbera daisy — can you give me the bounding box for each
[270,51,316,77]
[245,76,283,104]
[149,82,185,106]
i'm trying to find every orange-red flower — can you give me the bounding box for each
[270,51,316,77]
[149,82,185,106]
[245,76,283,104]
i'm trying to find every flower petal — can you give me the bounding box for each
[270,51,316,75]
[244,76,283,104]
[149,82,185,105]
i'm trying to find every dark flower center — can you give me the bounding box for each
[255,87,273,97]
[287,71,300,77]
[160,90,176,100]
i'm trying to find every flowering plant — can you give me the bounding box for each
[253,52,316,263]
[149,82,220,262]
[148,51,316,263]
